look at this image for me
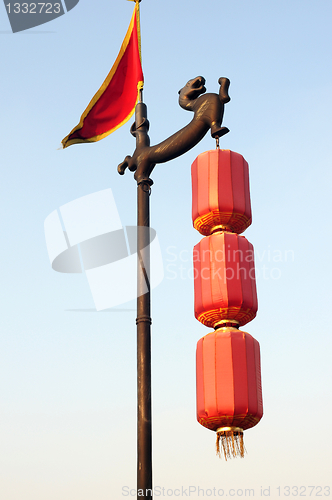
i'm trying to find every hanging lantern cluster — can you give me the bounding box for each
[192,149,263,460]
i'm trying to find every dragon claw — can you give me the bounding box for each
[118,160,128,175]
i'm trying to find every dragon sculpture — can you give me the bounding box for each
[118,76,231,184]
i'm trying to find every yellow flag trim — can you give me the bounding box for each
[62,2,143,148]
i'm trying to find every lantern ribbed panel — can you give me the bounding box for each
[194,232,258,328]
[192,149,252,236]
[196,328,263,431]
[192,148,263,459]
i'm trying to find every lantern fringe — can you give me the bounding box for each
[216,429,246,460]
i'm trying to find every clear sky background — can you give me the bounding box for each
[1,0,332,498]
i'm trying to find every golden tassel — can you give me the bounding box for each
[216,427,246,460]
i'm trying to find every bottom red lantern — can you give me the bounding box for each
[196,327,263,459]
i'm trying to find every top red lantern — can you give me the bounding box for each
[192,149,252,236]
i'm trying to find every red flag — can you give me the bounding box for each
[62,2,143,148]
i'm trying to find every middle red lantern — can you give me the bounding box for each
[194,231,258,328]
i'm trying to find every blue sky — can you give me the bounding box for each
[1,0,332,498]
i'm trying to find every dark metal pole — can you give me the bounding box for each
[136,99,153,499]
[117,76,231,499]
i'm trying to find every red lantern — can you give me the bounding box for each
[194,231,258,328]
[196,327,263,459]
[192,149,252,236]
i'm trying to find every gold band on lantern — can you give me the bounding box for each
[193,211,251,237]
[214,319,240,330]
[216,426,243,433]
[210,224,231,234]
[197,306,256,329]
